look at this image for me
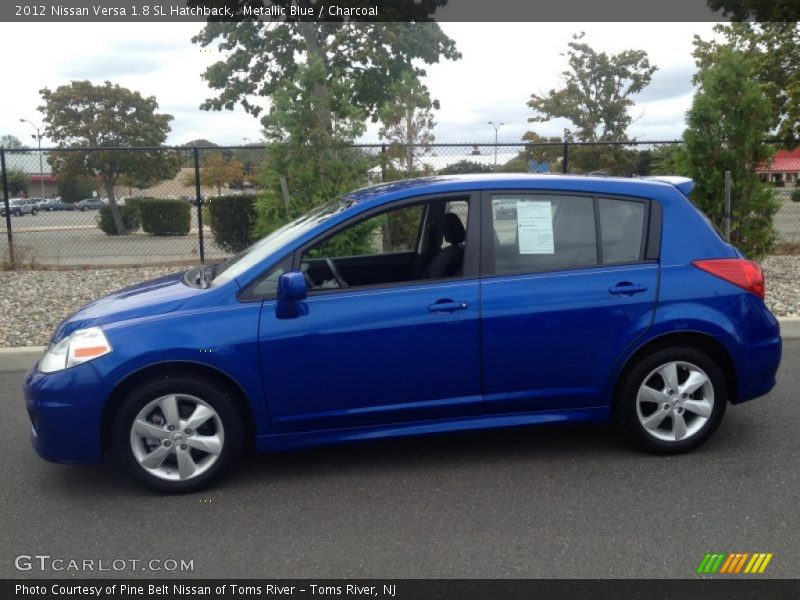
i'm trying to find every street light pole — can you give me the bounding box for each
[488,121,504,172]
[20,118,45,199]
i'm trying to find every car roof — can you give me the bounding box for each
[344,173,694,204]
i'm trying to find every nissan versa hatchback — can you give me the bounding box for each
[24,175,782,493]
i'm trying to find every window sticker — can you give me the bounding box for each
[516,200,554,254]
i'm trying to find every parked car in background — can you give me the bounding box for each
[40,199,76,211]
[1,198,38,217]
[76,198,108,211]
[24,174,782,493]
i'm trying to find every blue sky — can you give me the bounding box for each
[1,22,718,147]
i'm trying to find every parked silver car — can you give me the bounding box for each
[1,198,38,217]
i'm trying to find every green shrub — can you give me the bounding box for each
[791,189,800,203]
[124,197,149,212]
[96,204,142,236]
[206,195,258,253]
[140,198,190,236]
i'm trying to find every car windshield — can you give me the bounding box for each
[210,197,357,286]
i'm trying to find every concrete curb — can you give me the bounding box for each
[1,317,798,374]
[0,346,45,372]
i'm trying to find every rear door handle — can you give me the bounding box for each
[609,283,648,296]
[428,300,469,313]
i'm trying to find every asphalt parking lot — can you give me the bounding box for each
[1,341,798,579]
[0,210,226,266]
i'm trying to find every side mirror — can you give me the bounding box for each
[276,271,308,319]
[277,271,307,301]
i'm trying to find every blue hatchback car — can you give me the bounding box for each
[24,175,782,492]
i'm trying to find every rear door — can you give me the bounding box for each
[479,191,660,413]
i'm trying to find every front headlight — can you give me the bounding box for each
[39,327,112,373]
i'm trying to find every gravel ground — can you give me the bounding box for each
[0,257,798,347]
[0,267,177,347]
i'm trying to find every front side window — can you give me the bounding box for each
[301,198,470,291]
[491,194,597,275]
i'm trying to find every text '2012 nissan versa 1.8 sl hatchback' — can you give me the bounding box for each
[24,175,782,492]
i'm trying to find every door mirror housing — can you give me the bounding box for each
[276,271,308,319]
[277,271,307,301]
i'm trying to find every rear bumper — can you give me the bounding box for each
[24,362,109,464]
[734,331,781,404]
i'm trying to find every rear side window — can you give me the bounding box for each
[598,198,645,264]
[490,194,597,274]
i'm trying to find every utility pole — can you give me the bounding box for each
[20,118,46,199]
[488,121,504,172]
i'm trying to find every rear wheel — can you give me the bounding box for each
[112,376,244,493]
[616,347,727,454]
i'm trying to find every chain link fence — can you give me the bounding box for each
[2,141,798,269]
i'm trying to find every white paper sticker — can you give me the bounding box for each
[516,200,554,254]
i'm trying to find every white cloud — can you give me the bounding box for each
[0,21,719,148]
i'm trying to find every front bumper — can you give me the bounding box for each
[24,360,110,464]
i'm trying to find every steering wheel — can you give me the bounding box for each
[325,257,348,288]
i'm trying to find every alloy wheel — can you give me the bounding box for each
[636,361,714,443]
[129,393,225,482]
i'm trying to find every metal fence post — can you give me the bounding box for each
[562,141,569,174]
[724,170,732,241]
[193,146,205,264]
[380,144,387,182]
[1,148,14,268]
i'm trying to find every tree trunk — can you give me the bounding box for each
[103,178,126,235]
[405,109,414,172]
[297,21,333,183]
[297,22,333,134]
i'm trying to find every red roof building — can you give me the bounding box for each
[757,147,800,186]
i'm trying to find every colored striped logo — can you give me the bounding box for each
[696,552,773,574]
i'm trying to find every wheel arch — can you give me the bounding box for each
[101,361,255,453]
[611,331,738,411]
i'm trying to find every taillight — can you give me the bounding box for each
[692,259,765,299]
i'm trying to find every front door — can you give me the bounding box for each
[258,194,483,433]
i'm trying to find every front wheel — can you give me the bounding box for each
[615,347,727,454]
[112,376,244,493]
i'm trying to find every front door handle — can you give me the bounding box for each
[428,300,469,313]
[609,282,648,296]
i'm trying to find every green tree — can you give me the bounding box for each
[253,59,372,242]
[38,81,182,234]
[5,168,29,196]
[192,17,459,132]
[182,139,218,148]
[527,33,657,142]
[440,160,494,175]
[706,0,799,21]
[379,71,438,173]
[683,46,778,258]
[1,135,23,149]
[500,132,564,173]
[694,23,800,143]
[57,175,96,202]
[650,144,688,176]
[200,151,245,196]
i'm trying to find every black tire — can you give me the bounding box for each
[112,375,244,493]
[615,346,727,454]
[31,209,37,216]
